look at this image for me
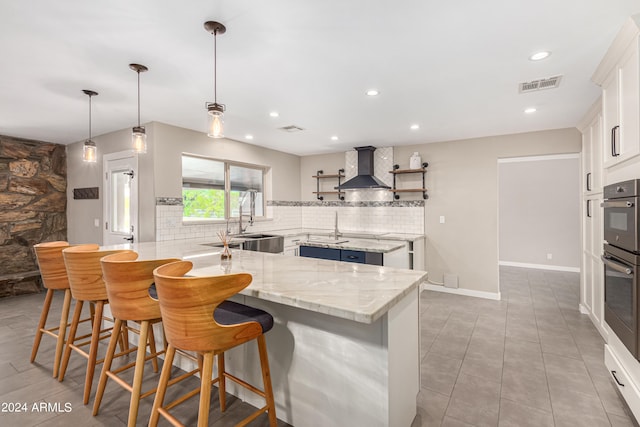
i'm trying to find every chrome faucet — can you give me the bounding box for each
[334,211,340,240]
[238,190,257,234]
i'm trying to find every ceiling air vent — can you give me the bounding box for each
[279,125,304,133]
[519,75,563,93]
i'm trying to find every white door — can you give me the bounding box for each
[103,151,138,245]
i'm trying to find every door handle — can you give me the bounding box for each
[611,125,620,157]
[123,236,134,243]
[611,371,625,387]
[586,173,591,191]
[600,201,634,208]
[601,255,633,275]
[587,200,591,218]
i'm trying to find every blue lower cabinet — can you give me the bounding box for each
[299,246,341,260]
[341,250,365,263]
[300,246,383,266]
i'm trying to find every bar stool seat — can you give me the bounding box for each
[149,260,277,427]
[58,245,131,405]
[92,251,180,427]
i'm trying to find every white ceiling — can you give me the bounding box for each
[1,1,639,156]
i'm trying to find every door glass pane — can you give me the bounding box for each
[229,165,264,218]
[111,169,131,233]
[605,265,634,329]
[182,156,226,220]
[610,212,628,231]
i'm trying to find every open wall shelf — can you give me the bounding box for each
[312,169,345,200]
[389,163,428,199]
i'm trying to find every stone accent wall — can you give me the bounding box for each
[0,135,67,297]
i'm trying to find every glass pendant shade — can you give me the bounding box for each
[132,126,147,153]
[207,107,224,138]
[83,140,97,163]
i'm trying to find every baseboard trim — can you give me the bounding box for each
[421,283,501,301]
[499,260,580,273]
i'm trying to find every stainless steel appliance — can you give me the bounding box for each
[603,179,640,254]
[603,244,639,357]
[603,180,640,358]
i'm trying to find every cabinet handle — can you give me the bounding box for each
[586,173,592,191]
[587,200,592,218]
[611,125,620,157]
[612,371,625,387]
[347,255,358,259]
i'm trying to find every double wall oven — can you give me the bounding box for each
[602,179,640,358]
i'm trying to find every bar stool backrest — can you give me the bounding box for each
[34,241,71,290]
[153,261,261,353]
[100,251,180,321]
[63,245,130,302]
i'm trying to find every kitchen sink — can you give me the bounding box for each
[306,237,350,244]
[204,234,284,254]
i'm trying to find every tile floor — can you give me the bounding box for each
[0,266,637,426]
[414,266,638,427]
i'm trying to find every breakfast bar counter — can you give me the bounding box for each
[102,240,427,427]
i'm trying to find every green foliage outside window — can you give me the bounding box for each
[182,188,225,219]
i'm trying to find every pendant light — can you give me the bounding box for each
[82,89,98,163]
[130,63,149,153]
[204,21,226,138]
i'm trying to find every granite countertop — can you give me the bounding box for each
[297,237,405,253]
[265,228,425,242]
[102,240,427,324]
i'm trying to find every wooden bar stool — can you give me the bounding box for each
[31,241,94,378]
[92,251,180,427]
[149,261,277,427]
[58,244,131,405]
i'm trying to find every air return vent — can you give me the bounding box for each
[519,75,563,93]
[279,125,304,132]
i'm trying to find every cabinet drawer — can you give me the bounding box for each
[299,246,340,261]
[341,250,365,264]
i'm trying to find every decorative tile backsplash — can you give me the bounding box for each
[156,201,424,241]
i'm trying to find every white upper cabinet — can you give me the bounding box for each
[578,99,603,194]
[593,16,640,168]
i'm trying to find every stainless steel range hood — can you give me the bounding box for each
[335,146,391,190]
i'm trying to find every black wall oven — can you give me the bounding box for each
[603,179,640,358]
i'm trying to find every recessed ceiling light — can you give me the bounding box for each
[269,111,279,118]
[524,107,537,114]
[245,134,254,140]
[410,124,420,130]
[529,51,550,61]
[366,89,379,96]
[331,136,339,141]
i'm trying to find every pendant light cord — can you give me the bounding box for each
[137,70,141,127]
[88,94,92,140]
[213,29,218,104]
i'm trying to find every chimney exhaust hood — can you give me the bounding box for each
[335,146,391,190]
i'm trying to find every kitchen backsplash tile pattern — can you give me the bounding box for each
[156,199,423,241]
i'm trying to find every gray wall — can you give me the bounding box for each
[299,128,582,295]
[498,155,580,269]
[67,121,301,245]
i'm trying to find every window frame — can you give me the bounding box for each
[181,153,267,223]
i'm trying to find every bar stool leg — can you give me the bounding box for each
[149,344,176,427]
[92,318,123,416]
[257,335,277,426]
[148,324,159,373]
[53,289,72,378]
[59,299,84,382]
[127,320,150,427]
[30,289,54,364]
[218,352,226,412]
[84,301,104,405]
[198,352,214,427]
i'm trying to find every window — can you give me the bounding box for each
[182,154,265,222]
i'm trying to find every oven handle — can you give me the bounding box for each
[600,201,635,208]
[601,255,633,275]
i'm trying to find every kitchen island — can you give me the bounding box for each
[102,239,427,427]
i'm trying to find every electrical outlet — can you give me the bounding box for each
[439,216,445,224]
[547,253,553,260]
[94,219,100,228]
